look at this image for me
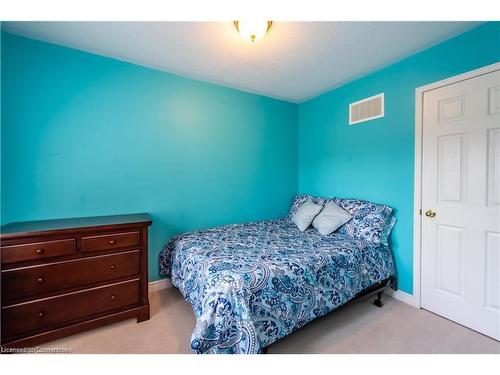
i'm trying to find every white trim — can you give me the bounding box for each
[148,279,172,293]
[384,288,419,307]
[349,93,385,125]
[413,61,500,309]
[416,62,500,94]
[413,81,424,309]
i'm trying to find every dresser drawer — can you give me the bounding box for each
[2,250,140,302]
[2,279,140,339]
[81,231,140,253]
[1,239,76,265]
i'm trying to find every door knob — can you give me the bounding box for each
[425,210,436,218]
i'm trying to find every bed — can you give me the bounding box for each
[159,196,397,354]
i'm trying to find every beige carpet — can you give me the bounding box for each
[40,287,500,354]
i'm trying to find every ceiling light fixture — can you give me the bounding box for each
[234,21,272,43]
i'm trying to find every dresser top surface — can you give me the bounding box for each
[1,213,152,238]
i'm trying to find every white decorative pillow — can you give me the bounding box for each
[286,194,326,221]
[292,198,323,232]
[312,200,352,236]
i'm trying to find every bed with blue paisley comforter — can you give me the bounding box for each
[159,214,396,354]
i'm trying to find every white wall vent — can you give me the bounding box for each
[349,93,384,125]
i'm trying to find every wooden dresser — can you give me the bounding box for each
[1,213,152,348]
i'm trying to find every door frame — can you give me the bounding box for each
[413,62,500,309]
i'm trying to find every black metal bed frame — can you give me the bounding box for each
[261,276,393,354]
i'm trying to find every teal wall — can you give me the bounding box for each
[0,32,298,280]
[298,22,500,294]
[2,23,499,290]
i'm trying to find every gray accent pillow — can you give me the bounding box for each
[292,198,323,231]
[286,194,326,221]
[312,200,352,236]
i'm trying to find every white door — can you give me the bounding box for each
[421,68,500,340]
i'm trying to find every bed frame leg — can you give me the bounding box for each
[374,291,384,307]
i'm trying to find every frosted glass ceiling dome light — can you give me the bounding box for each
[234,21,272,43]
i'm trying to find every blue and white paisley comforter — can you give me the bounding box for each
[159,219,396,354]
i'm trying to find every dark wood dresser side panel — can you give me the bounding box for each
[140,228,149,307]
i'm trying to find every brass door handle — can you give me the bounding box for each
[425,210,436,218]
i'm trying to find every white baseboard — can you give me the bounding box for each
[384,288,419,308]
[148,279,172,293]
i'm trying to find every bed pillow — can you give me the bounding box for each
[312,200,352,236]
[292,198,323,231]
[380,215,397,246]
[286,194,327,221]
[332,197,393,246]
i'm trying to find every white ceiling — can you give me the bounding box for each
[3,21,481,102]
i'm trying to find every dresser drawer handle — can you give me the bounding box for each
[38,311,46,318]
[109,239,116,245]
[36,248,44,255]
[36,277,45,284]
[110,294,117,300]
[109,264,116,270]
